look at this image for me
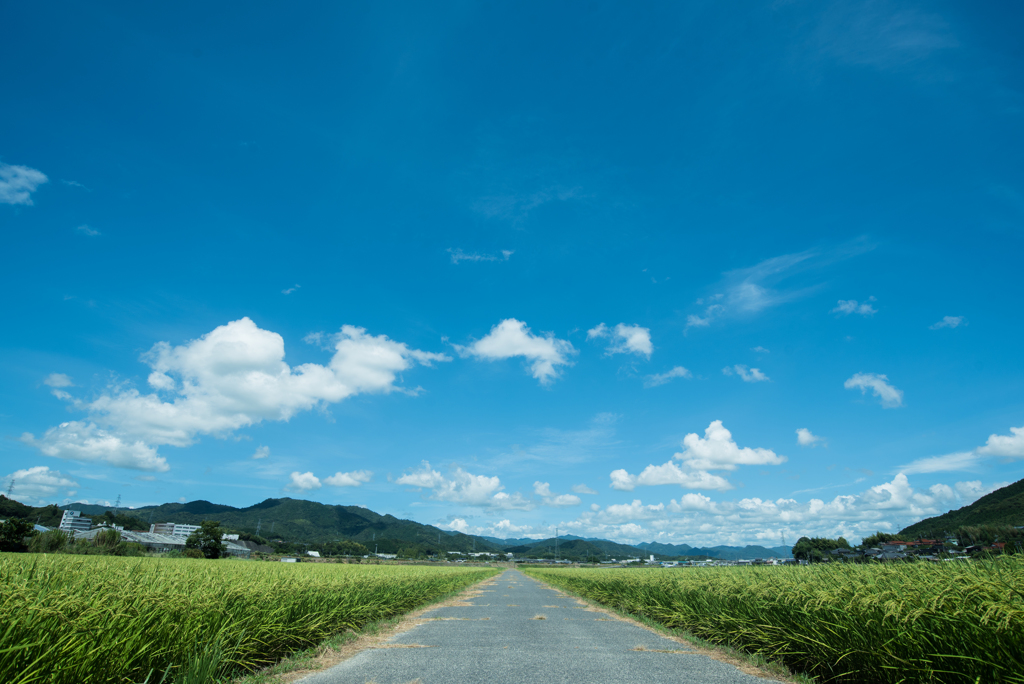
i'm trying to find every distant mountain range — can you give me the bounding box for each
[900,477,1024,538]
[10,495,797,559]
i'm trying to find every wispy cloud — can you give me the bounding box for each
[930,316,965,330]
[62,179,91,191]
[447,248,514,264]
[813,3,958,72]
[844,372,903,408]
[281,284,300,295]
[643,366,692,388]
[685,241,873,331]
[832,297,877,316]
[76,224,100,237]
[587,323,652,359]
[796,428,827,447]
[723,365,770,383]
[0,162,48,205]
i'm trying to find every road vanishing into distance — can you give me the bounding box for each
[301,570,776,684]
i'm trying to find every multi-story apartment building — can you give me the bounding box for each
[59,510,92,533]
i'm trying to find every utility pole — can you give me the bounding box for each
[555,527,559,561]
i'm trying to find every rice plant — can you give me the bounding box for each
[0,554,498,684]
[525,558,1024,683]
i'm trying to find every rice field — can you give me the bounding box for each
[525,558,1024,683]
[0,554,498,684]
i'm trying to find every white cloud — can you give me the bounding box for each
[533,481,582,507]
[76,224,100,237]
[832,297,877,316]
[796,428,826,447]
[21,421,169,472]
[675,421,786,471]
[555,472,1005,547]
[397,461,533,510]
[252,446,270,460]
[2,466,78,507]
[456,319,575,385]
[24,318,450,470]
[898,424,1024,474]
[587,323,652,359]
[571,484,598,495]
[643,366,691,388]
[752,346,770,353]
[281,284,300,295]
[722,365,770,383]
[324,470,372,487]
[0,162,48,205]
[977,426,1024,458]
[609,421,783,494]
[44,373,73,388]
[447,248,514,264]
[899,451,979,474]
[844,372,903,408]
[683,243,875,333]
[287,471,321,491]
[929,316,965,330]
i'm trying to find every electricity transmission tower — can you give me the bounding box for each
[5,477,13,498]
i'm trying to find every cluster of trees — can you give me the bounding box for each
[791,536,852,562]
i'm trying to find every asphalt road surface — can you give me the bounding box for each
[300,569,776,684]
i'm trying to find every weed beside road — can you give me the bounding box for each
[525,558,1024,683]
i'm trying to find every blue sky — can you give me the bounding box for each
[2,1,1022,546]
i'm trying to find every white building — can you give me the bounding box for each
[59,510,92,533]
[149,522,201,537]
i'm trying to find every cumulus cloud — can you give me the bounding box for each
[324,470,373,487]
[844,372,903,408]
[796,428,826,447]
[555,473,1006,547]
[2,466,78,507]
[252,446,270,459]
[44,373,73,388]
[397,461,532,510]
[455,319,575,385]
[832,297,877,316]
[675,421,786,471]
[722,365,769,382]
[447,248,514,264]
[977,426,1024,458]
[611,463,733,492]
[287,471,321,491]
[441,517,537,539]
[21,421,169,472]
[643,366,691,388]
[587,323,653,359]
[533,481,582,507]
[609,420,784,494]
[0,162,48,205]
[23,318,449,471]
[571,484,598,495]
[929,316,965,330]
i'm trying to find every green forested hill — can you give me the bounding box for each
[900,477,1024,538]
[124,497,502,552]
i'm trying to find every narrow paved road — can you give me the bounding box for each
[301,569,776,684]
